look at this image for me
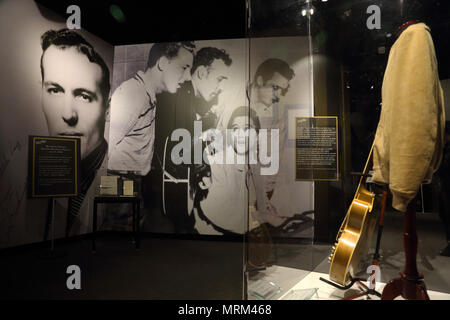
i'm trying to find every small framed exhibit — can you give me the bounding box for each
[100,175,119,196]
[28,135,80,198]
[295,116,339,181]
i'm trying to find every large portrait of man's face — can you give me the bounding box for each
[41,45,106,160]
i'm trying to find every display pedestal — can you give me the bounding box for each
[381,200,429,300]
[92,195,141,252]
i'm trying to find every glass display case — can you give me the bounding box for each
[244,0,450,300]
[0,0,450,302]
[244,0,316,300]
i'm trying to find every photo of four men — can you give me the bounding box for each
[104,35,303,237]
[35,28,309,239]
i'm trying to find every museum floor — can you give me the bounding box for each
[251,210,450,300]
[0,210,449,300]
[0,235,245,300]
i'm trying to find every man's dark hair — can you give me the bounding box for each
[147,41,195,69]
[228,106,261,132]
[40,29,111,107]
[253,58,295,85]
[191,47,232,75]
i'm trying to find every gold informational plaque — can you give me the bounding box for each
[123,180,134,196]
[295,116,339,181]
[100,176,118,195]
[28,135,80,198]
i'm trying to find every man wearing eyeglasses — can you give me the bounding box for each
[249,58,295,228]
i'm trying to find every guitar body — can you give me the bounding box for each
[162,137,193,225]
[329,147,380,286]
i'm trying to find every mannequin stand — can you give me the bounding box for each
[319,276,382,299]
[381,200,429,300]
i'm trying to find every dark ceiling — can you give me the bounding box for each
[248,0,450,79]
[35,0,450,80]
[35,0,247,44]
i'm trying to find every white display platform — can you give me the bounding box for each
[278,271,450,300]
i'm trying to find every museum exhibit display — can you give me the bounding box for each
[0,0,450,301]
[246,0,450,301]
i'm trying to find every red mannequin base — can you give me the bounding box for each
[381,272,429,300]
[381,200,429,300]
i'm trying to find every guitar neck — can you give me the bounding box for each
[354,144,374,196]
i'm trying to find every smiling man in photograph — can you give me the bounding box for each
[188,47,232,130]
[149,47,232,233]
[104,41,196,231]
[108,41,195,176]
[40,28,111,236]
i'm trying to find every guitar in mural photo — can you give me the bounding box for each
[153,46,233,233]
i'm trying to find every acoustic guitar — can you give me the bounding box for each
[161,136,193,220]
[328,146,381,286]
[161,135,212,228]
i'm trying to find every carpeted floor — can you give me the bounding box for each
[1,210,449,300]
[0,234,244,300]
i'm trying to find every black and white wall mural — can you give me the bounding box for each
[0,0,314,250]
[0,0,113,249]
[107,37,314,238]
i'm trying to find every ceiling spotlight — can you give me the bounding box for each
[299,1,316,18]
